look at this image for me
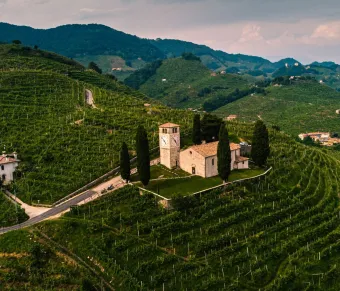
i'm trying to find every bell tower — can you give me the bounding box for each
[159,123,180,169]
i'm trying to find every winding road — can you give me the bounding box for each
[1,158,161,235]
[0,190,97,234]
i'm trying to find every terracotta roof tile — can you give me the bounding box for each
[0,156,18,165]
[190,141,240,158]
[235,156,249,163]
[159,123,180,128]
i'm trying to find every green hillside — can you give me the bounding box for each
[23,121,340,290]
[215,79,340,135]
[0,46,192,205]
[151,39,285,73]
[0,230,102,289]
[125,57,250,108]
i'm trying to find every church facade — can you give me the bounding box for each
[159,123,249,178]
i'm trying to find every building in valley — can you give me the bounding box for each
[159,123,249,178]
[0,152,19,184]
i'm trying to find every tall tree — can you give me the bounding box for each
[217,123,231,183]
[201,114,223,143]
[192,114,202,145]
[120,142,131,183]
[251,120,270,166]
[136,125,150,186]
[88,61,102,74]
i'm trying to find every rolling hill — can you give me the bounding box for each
[0,22,315,81]
[215,78,340,135]
[3,121,339,290]
[0,22,165,74]
[125,56,251,108]
[0,44,192,206]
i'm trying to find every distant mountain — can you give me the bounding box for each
[0,22,165,74]
[310,61,338,69]
[151,39,279,73]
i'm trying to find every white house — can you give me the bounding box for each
[0,152,19,184]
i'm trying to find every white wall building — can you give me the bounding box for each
[0,152,19,184]
[159,123,249,178]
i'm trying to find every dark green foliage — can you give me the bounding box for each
[0,23,165,62]
[124,60,163,89]
[88,61,102,74]
[29,243,51,271]
[12,40,21,45]
[81,279,97,291]
[203,86,266,112]
[251,120,270,166]
[201,114,223,143]
[181,52,201,62]
[192,114,202,145]
[136,126,150,186]
[120,142,131,182]
[217,123,231,182]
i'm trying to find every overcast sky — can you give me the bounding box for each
[1,0,340,63]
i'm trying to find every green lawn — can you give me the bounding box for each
[137,168,265,198]
[130,164,190,182]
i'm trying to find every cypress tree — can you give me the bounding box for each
[217,123,231,183]
[192,114,202,145]
[251,120,270,166]
[136,125,150,186]
[120,142,131,183]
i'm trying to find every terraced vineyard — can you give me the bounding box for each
[215,79,340,135]
[0,68,191,205]
[34,123,340,290]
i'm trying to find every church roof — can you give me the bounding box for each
[190,141,240,158]
[0,156,19,165]
[159,122,180,128]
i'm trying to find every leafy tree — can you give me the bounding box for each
[182,52,201,62]
[201,114,223,143]
[34,45,39,50]
[120,142,131,182]
[192,114,202,145]
[88,61,102,74]
[217,123,231,182]
[12,40,21,45]
[251,120,270,166]
[136,125,150,186]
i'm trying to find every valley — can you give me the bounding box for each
[1,16,340,291]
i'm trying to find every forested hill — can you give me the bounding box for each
[0,23,165,62]
[125,56,252,109]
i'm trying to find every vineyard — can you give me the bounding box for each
[215,79,340,135]
[0,229,101,290]
[0,193,28,227]
[33,122,340,290]
[0,48,193,205]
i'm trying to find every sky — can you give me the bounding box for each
[1,0,340,63]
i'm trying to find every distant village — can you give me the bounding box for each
[298,132,340,146]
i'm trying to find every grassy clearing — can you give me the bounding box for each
[136,168,265,198]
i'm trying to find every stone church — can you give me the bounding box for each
[159,123,249,178]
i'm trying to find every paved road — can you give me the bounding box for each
[0,190,96,234]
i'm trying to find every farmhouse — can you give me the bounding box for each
[225,115,237,121]
[159,123,249,178]
[0,152,19,184]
